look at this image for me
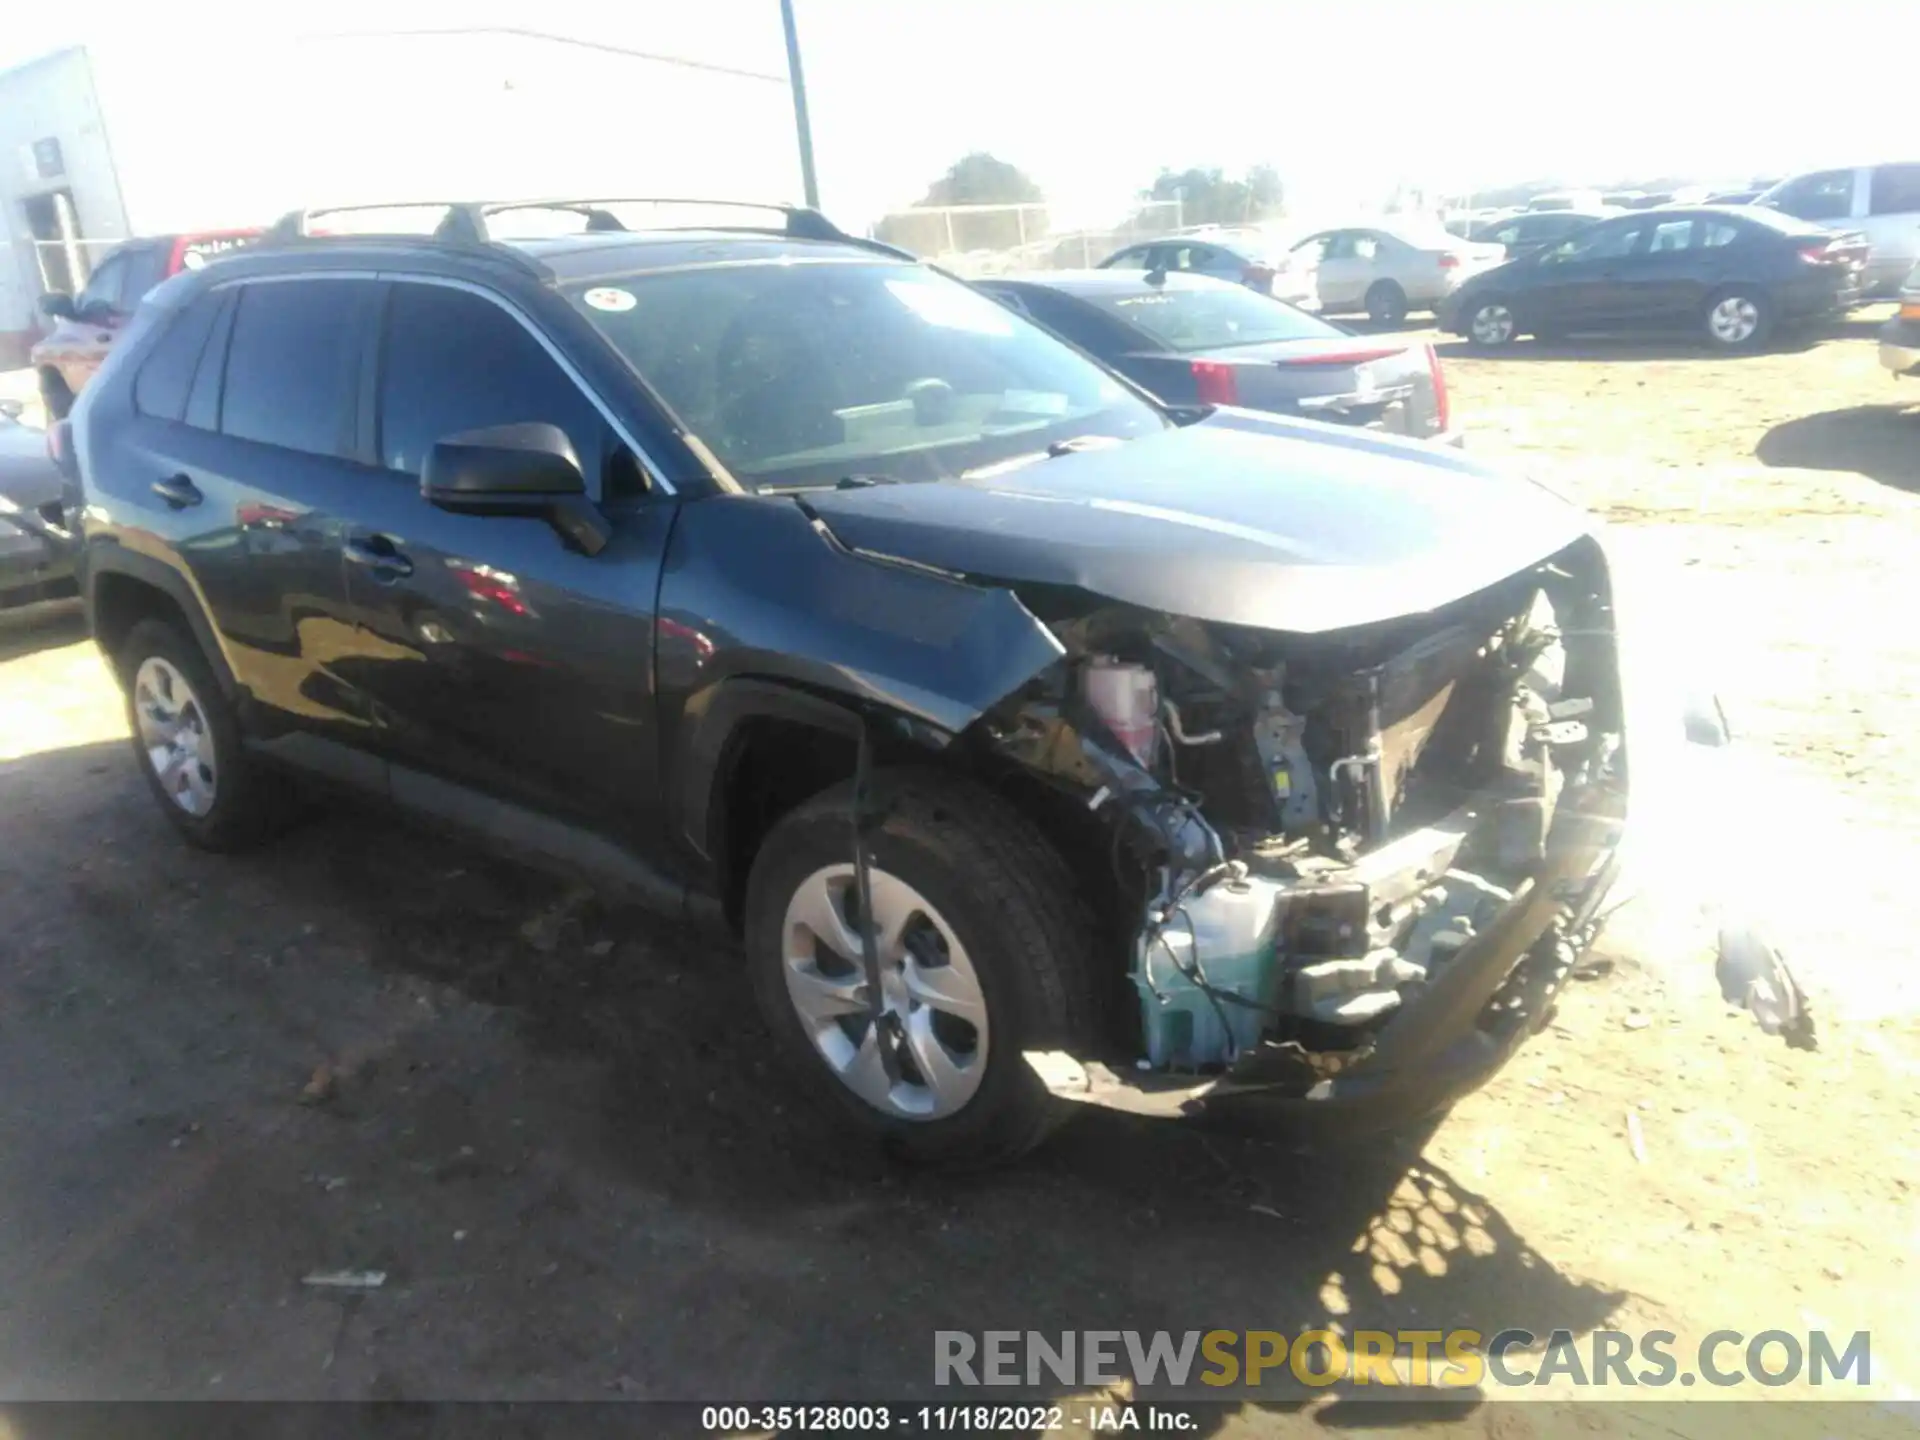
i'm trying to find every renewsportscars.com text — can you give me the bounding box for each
[934,1328,1872,1390]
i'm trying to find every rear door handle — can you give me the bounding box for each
[344,536,414,579]
[151,475,202,509]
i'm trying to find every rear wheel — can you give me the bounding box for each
[744,770,1095,1167]
[1703,288,1771,350]
[1465,298,1519,347]
[119,618,297,850]
[1365,280,1409,327]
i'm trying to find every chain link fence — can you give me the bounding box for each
[868,199,1187,277]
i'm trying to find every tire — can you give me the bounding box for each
[39,370,74,422]
[118,618,297,851]
[1464,297,1519,348]
[1364,281,1409,327]
[744,768,1096,1168]
[1702,287,1772,351]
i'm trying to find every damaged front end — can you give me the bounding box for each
[981,534,1628,1129]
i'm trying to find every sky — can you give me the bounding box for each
[2,0,1913,230]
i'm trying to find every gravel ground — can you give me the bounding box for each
[0,322,1916,1430]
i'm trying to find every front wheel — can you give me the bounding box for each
[1703,288,1772,350]
[744,770,1096,1167]
[1465,298,1519,348]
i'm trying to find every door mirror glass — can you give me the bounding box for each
[422,421,607,554]
[38,292,76,320]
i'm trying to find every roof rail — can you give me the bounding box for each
[262,197,918,264]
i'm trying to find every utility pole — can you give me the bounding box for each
[780,0,821,209]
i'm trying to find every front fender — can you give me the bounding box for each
[655,493,1067,856]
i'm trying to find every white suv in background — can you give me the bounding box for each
[1756,163,1920,298]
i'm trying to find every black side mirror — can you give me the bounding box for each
[422,422,610,555]
[77,298,117,325]
[38,292,76,321]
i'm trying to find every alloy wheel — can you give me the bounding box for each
[1470,303,1515,345]
[780,863,988,1120]
[1708,296,1759,345]
[133,656,218,817]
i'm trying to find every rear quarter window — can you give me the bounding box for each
[132,291,226,423]
[1869,164,1920,216]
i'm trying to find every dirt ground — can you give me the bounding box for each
[2,318,1918,1432]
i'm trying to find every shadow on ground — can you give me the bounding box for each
[1757,404,1920,492]
[0,740,1624,1414]
[0,601,85,663]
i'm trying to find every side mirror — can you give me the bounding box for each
[421,421,609,555]
[38,292,76,321]
[77,298,117,326]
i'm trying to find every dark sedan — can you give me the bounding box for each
[1439,206,1866,350]
[976,271,1457,444]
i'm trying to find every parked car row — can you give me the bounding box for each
[49,194,1787,1167]
[1098,221,1504,326]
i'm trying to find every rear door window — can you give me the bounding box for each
[76,254,129,315]
[377,281,613,490]
[1646,219,1696,253]
[1869,164,1920,216]
[118,246,169,305]
[1768,170,1856,222]
[220,280,375,457]
[132,290,226,423]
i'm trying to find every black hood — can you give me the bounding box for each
[802,410,1592,633]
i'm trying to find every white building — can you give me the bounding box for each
[1,20,806,367]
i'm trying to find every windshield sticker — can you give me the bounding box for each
[583,287,637,313]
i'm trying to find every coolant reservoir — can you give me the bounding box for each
[1133,875,1287,1069]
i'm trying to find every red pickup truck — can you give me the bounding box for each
[32,230,257,418]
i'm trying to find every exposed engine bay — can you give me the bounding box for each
[982,537,1627,1078]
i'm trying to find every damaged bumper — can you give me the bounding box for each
[995,532,1634,1134]
[1028,814,1622,1132]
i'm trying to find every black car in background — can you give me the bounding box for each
[1469,208,1611,259]
[975,271,1457,444]
[1439,206,1867,350]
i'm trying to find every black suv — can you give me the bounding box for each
[69,199,1637,1165]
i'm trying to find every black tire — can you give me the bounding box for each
[744,768,1096,1168]
[1463,297,1520,348]
[1364,281,1409,327]
[38,369,74,422]
[1702,287,1773,351]
[118,617,298,851]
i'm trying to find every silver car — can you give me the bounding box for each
[1289,222,1506,324]
[1879,262,1920,379]
[1096,229,1315,307]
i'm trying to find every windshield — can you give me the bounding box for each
[565,262,1165,489]
[1092,283,1342,353]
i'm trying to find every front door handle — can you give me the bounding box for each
[345,536,414,579]
[151,474,202,509]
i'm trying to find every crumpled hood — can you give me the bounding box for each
[802,409,1592,633]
